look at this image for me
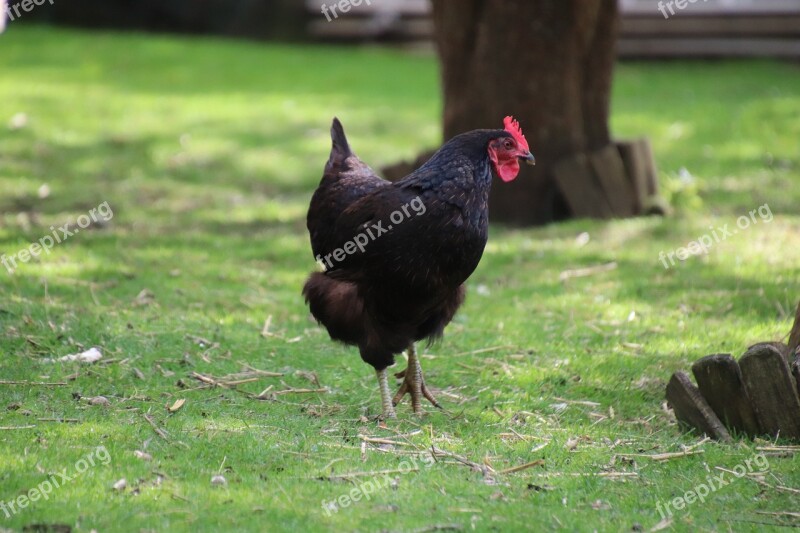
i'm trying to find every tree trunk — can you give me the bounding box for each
[431,0,621,225]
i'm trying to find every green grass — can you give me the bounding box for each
[1,26,799,532]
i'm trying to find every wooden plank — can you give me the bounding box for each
[617,38,800,58]
[552,154,614,219]
[788,301,800,357]
[589,145,636,217]
[621,16,800,37]
[739,344,800,440]
[691,354,760,437]
[308,18,432,39]
[667,371,731,442]
[619,0,800,16]
[305,0,430,16]
[616,140,647,214]
[789,301,800,398]
[748,342,790,361]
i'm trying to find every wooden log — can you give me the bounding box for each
[691,354,760,437]
[552,154,613,219]
[739,344,800,440]
[589,144,636,217]
[666,371,731,442]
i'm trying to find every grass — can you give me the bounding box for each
[1,25,799,532]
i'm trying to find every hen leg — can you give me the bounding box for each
[376,368,397,419]
[392,344,442,414]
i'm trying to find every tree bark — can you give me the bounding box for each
[431,0,620,225]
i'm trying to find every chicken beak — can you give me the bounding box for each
[521,152,536,166]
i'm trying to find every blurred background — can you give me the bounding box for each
[3,0,799,226]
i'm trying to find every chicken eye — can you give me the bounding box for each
[504,140,514,150]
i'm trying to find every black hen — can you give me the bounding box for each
[303,117,534,418]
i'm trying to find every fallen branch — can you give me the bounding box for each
[0,425,36,430]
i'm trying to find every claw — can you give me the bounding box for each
[392,344,441,414]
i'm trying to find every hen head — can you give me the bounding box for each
[487,116,535,183]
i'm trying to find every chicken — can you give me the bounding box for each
[303,117,534,419]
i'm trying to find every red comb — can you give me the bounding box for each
[503,116,529,152]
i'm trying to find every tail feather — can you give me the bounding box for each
[328,117,351,170]
[302,272,364,344]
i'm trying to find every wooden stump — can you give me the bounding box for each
[666,371,731,442]
[691,354,760,436]
[739,344,800,440]
[667,300,800,442]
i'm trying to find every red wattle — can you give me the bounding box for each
[497,159,520,182]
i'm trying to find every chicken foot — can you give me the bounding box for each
[392,344,442,414]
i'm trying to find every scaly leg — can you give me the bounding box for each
[376,368,397,419]
[392,344,442,414]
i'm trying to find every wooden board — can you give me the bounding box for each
[620,16,800,37]
[788,301,800,398]
[748,342,790,362]
[552,154,614,219]
[589,144,636,217]
[617,139,648,213]
[691,354,760,437]
[617,38,800,58]
[788,301,800,358]
[666,371,731,442]
[739,344,800,440]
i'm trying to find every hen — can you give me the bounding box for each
[303,117,534,418]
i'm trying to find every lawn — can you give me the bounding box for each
[1,26,799,532]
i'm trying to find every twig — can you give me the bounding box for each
[496,459,545,475]
[757,445,800,451]
[756,511,800,519]
[0,425,36,430]
[559,261,617,282]
[449,346,515,357]
[37,418,79,423]
[717,467,800,495]
[431,446,494,475]
[620,450,704,461]
[221,377,261,386]
[143,413,169,440]
[0,380,67,386]
[236,361,284,377]
[552,396,601,407]
[359,435,415,447]
[272,388,327,396]
[323,467,419,481]
[528,472,637,478]
[412,525,463,533]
